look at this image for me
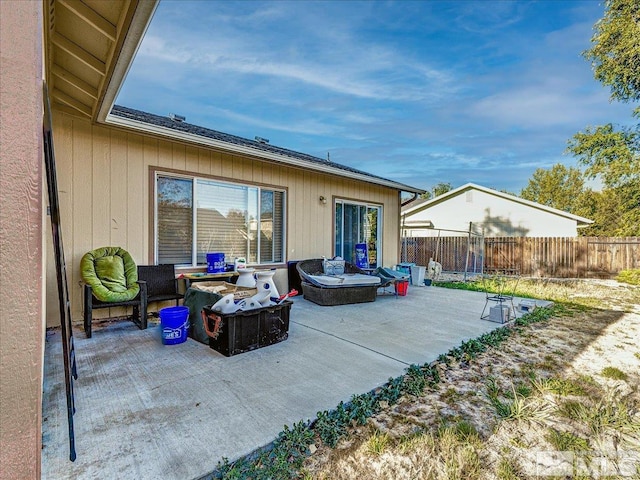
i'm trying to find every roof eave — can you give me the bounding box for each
[105,114,424,194]
[96,1,159,123]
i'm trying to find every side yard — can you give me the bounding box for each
[211,277,640,479]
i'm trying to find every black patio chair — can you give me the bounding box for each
[138,264,183,316]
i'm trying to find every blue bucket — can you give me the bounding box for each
[160,306,189,345]
[206,252,225,273]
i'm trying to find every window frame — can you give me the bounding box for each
[151,167,287,268]
[333,197,383,268]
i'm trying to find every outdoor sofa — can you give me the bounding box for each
[296,258,381,306]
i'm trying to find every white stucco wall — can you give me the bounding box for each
[404,189,580,237]
[0,1,44,478]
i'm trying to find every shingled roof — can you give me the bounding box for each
[109,105,423,194]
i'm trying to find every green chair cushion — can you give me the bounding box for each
[81,246,140,302]
[94,256,127,292]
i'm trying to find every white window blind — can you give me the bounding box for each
[156,173,285,267]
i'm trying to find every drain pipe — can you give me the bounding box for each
[401,191,419,207]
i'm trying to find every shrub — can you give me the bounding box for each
[616,269,640,286]
[601,366,628,381]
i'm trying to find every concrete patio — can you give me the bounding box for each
[42,285,548,479]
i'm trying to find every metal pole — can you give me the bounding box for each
[464,222,472,282]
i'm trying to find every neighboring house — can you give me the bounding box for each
[0,1,423,477]
[401,183,593,238]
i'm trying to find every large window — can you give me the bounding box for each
[156,173,285,266]
[334,200,382,268]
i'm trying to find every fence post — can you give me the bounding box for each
[464,222,472,281]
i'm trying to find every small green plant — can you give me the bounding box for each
[376,376,403,404]
[349,392,379,425]
[450,420,479,441]
[532,376,586,396]
[586,394,639,437]
[435,427,482,478]
[504,382,532,399]
[496,456,522,480]
[545,428,590,451]
[365,430,390,456]
[491,384,553,423]
[274,420,314,460]
[396,429,428,454]
[601,366,628,381]
[558,399,594,424]
[485,376,501,401]
[441,387,458,403]
[314,402,351,448]
[403,364,428,396]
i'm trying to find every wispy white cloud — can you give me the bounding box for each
[117,0,629,193]
[138,32,454,102]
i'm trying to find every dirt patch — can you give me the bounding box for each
[304,306,640,479]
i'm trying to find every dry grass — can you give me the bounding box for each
[303,280,640,479]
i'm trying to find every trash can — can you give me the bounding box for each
[395,280,409,296]
[410,265,426,286]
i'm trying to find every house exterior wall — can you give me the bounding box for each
[48,110,401,326]
[404,189,579,238]
[0,1,44,478]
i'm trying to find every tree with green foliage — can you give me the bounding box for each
[419,182,453,200]
[520,164,585,213]
[584,0,640,110]
[433,182,452,197]
[566,0,639,236]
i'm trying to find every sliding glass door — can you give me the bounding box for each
[334,200,382,268]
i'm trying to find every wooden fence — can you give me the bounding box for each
[401,236,640,278]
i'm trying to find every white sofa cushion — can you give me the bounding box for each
[308,273,381,287]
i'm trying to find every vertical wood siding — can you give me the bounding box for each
[49,111,401,325]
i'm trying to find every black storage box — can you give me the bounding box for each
[202,300,292,356]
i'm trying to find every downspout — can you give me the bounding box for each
[401,191,419,207]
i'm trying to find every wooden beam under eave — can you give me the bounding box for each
[51,32,107,76]
[51,64,99,99]
[58,0,117,42]
[51,88,93,117]
[52,102,92,119]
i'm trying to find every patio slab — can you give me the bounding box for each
[42,286,549,479]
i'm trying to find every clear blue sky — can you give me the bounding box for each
[116,0,632,194]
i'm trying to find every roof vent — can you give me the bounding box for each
[255,136,269,144]
[169,113,186,122]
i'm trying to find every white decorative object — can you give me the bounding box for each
[236,267,256,287]
[211,294,242,314]
[255,270,279,299]
[427,258,442,280]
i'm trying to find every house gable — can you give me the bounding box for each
[402,183,593,237]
